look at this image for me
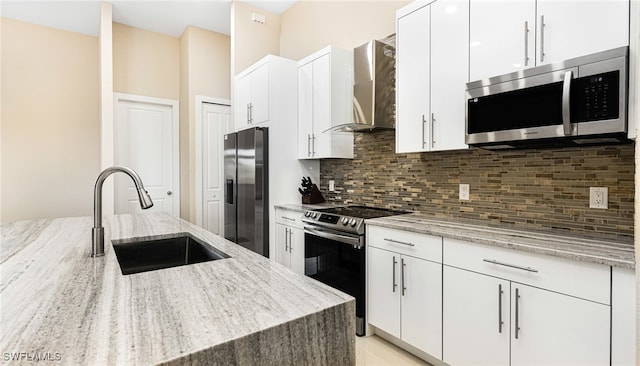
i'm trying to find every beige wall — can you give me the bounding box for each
[231,1,281,76]
[280,0,409,60]
[1,18,100,222]
[179,26,230,221]
[113,23,180,100]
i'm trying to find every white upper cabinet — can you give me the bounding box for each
[430,0,469,151]
[396,4,430,153]
[469,0,535,82]
[234,55,297,131]
[396,0,469,154]
[535,0,629,66]
[297,46,354,159]
[470,0,629,81]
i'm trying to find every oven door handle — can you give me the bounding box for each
[304,227,363,248]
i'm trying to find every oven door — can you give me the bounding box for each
[304,225,365,336]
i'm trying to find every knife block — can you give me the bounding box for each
[302,184,325,204]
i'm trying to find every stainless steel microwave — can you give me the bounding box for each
[465,47,629,149]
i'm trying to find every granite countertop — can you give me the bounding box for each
[275,203,634,268]
[367,213,635,269]
[0,213,354,365]
[275,203,342,212]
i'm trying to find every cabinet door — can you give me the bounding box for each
[368,246,401,338]
[510,284,610,366]
[469,0,535,81]
[536,0,629,66]
[430,0,469,151]
[288,226,305,275]
[396,4,430,153]
[401,256,442,358]
[250,63,269,125]
[297,62,314,159]
[235,74,251,130]
[274,223,291,268]
[312,54,331,158]
[443,266,510,366]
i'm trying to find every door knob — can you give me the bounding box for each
[212,194,216,198]
[167,191,172,196]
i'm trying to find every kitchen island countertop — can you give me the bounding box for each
[0,213,354,365]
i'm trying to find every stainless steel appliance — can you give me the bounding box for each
[302,205,408,336]
[224,127,269,257]
[466,47,629,149]
[332,38,396,132]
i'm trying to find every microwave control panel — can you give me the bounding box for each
[576,71,620,122]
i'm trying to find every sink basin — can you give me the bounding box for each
[112,234,230,275]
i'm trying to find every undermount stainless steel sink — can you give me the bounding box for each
[112,234,230,275]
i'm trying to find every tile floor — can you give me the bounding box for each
[355,335,432,365]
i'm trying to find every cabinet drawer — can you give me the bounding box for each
[368,225,442,263]
[275,208,303,228]
[443,238,610,305]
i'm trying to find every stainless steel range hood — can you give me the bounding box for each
[330,38,396,132]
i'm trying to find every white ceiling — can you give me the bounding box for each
[1,0,297,37]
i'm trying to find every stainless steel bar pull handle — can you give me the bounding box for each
[307,135,311,156]
[498,284,504,333]
[422,114,427,148]
[401,258,407,296]
[312,134,316,156]
[384,238,415,247]
[515,287,521,339]
[524,21,529,66]
[288,229,293,252]
[430,113,436,149]
[247,104,250,123]
[540,15,545,63]
[281,216,295,222]
[483,259,538,273]
[562,70,573,136]
[392,256,398,292]
[285,228,289,252]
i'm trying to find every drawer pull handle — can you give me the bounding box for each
[281,216,296,222]
[384,238,415,247]
[483,259,538,273]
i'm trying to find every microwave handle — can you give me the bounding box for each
[562,70,572,136]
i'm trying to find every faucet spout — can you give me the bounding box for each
[92,166,154,257]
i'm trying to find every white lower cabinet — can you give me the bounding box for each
[274,209,305,275]
[443,238,611,366]
[443,266,510,366]
[367,226,442,358]
[510,283,610,366]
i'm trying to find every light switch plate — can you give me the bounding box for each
[589,187,608,209]
[459,184,470,201]
[329,180,335,192]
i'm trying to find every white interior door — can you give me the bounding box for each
[201,102,229,235]
[114,94,179,216]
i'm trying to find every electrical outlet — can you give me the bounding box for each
[329,180,335,192]
[589,187,608,209]
[459,184,470,201]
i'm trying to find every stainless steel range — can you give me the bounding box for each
[301,205,408,336]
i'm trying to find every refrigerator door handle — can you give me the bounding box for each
[225,179,234,204]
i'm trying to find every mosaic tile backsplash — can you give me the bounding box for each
[319,130,634,238]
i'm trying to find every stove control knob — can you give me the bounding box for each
[312,212,318,219]
[342,217,349,225]
[304,211,310,217]
[350,218,357,227]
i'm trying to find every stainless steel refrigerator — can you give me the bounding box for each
[224,127,269,257]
